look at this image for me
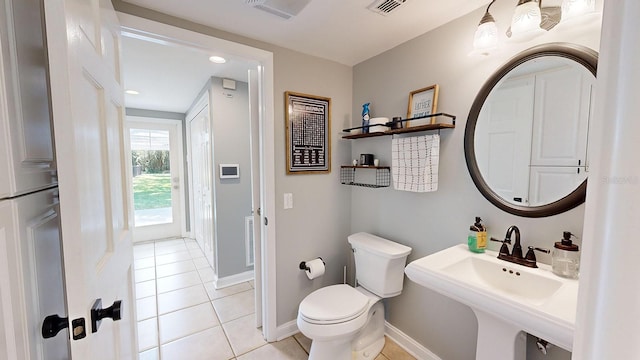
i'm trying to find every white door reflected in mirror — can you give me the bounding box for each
[474,56,594,207]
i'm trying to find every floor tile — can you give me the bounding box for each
[136,280,156,299]
[212,289,255,323]
[204,281,252,300]
[197,266,216,282]
[159,302,219,344]
[185,240,200,250]
[237,337,307,360]
[135,257,155,270]
[222,313,266,356]
[156,271,202,294]
[157,284,209,315]
[188,247,205,258]
[139,347,159,360]
[156,259,196,278]
[134,245,155,260]
[161,327,234,360]
[154,239,185,248]
[192,257,211,269]
[155,251,192,266]
[137,318,158,352]
[136,296,157,320]
[293,332,311,354]
[155,244,188,256]
[135,268,156,283]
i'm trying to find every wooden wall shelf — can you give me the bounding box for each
[341,113,456,139]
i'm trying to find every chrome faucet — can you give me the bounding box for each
[491,225,549,268]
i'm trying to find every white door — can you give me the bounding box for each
[127,118,184,242]
[44,0,136,358]
[475,77,535,205]
[528,166,587,206]
[188,104,216,270]
[248,69,262,327]
[0,190,68,360]
[530,65,593,167]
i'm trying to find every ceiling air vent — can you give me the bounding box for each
[245,0,312,20]
[367,0,408,16]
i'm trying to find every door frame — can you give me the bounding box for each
[118,13,278,341]
[125,117,186,242]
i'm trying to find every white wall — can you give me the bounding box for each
[351,2,602,359]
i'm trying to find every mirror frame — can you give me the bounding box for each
[464,43,598,217]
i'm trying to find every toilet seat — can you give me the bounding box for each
[299,284,369,325]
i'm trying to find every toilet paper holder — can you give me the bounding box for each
[299,257,325,271]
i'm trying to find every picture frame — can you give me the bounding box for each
[406,84,439,127]
[284,91,331,174]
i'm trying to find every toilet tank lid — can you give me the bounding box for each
[347,232,412,259]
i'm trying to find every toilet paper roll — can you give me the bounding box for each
[304,258,325,280]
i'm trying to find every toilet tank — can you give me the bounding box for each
[348,232,412,298]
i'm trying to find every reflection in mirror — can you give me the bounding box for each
[465,44,597,217]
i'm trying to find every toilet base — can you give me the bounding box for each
[353,337,385,360]
[308,337,352,360]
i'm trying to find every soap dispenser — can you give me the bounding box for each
[468,217,487,253]
[552,231,580,279]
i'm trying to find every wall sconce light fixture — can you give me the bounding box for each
[473,0,596,54]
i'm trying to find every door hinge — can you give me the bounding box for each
[264,216,268,226]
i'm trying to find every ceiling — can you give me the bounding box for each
[122,35,254,113]
[121,0,490,113]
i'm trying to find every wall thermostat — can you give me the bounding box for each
[219,164,240,179]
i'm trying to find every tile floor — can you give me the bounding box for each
[134,238,415,360]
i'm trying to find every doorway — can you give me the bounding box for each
[127,118,185,242]
[119,13,277,343]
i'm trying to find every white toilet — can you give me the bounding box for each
[297,232,412,360]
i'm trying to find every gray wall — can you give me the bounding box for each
[209,77,254,278]
[351,2,603,360]
[112,1,353,327]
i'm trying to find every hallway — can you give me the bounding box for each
[133,238,415,360]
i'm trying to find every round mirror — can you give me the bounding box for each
[465,43,597,217]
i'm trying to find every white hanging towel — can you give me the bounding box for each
[392,134,439,192]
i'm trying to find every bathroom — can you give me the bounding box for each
[293,1,601,359]
[113,0,635,358]
[347,2,601,359]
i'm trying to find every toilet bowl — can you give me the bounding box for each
[296,233,412,360]
[297,285,385,360]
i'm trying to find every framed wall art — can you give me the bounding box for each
[406,84,439,127]
[284,91,331,174]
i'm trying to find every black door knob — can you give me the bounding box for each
[42,314,68,339]
[91,298,122,333]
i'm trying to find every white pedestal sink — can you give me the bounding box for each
[405,245,578,360]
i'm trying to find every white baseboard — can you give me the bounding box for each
[275,317,439,359]
[214,270,254,289]
[276,319,299,341]
[385,321,442,360]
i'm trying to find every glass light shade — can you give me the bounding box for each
[511,1,542,35]
[561,0,595,21]
[473,21,498,53]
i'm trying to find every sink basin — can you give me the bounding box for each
[442,256,563,306]
[405,244,578,358]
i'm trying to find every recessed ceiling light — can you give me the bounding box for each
[209,56,227,64]
[125,89,140,95]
